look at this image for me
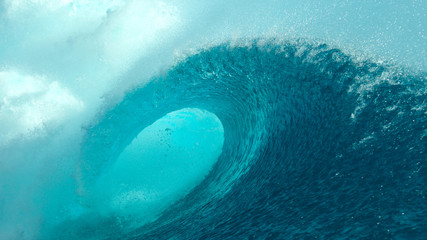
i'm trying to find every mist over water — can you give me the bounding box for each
[0,1,426,239]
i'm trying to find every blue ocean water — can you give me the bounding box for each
[0,1,426,240]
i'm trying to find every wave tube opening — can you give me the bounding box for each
[58,108,224,238]
[95,107,224,217]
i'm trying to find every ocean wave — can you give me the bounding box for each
[59,39,427,239]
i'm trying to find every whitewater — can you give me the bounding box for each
[0,1,426,239]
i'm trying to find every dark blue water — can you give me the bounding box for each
[57,40,426,239]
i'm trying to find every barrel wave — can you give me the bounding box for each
[57,40,427,239]
[1,1,426,239]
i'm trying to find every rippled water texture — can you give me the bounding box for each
[0,1,426,240]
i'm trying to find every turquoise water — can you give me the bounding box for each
[0,1,426,239]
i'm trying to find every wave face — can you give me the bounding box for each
[65,40,426,239]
